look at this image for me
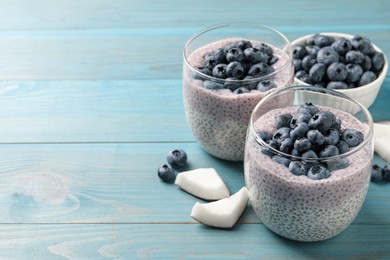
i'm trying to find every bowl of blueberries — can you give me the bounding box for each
[291,32,388,108]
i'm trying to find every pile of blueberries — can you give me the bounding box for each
[258,102,364,180]
[193,40,280,93]
[293,34,385,89]
[157,149,188,183]
[371,163,390,182]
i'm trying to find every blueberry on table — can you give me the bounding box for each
[371,164,384,182]
[358,71,377,86]
[383,163,390,181]
[307,165,331,180]
[257,80,277,92]
[157,164,176,183]
[167,149,188,168]
[341,129,364,147]
[317,47,339,66]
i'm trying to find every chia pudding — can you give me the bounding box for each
[183,38,293,161]
[244,104,373,242]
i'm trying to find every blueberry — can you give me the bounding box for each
[233,87,250,94]
[290,122,310,140]
[243,75,258,90]
[319,145,340,158]
[203,80,224,90]
[291,149,301,157]
[323,128,340,145]
[204,54,218,69]
[261,146,274,157]
[248,63,274,78]
[211,63,228,79]
[371,51,385,72]
[226,47,244,63]
[301,150,318,160]
[236,40,253,50]
[345,50,365,64]
[261,140,279,156]
[308,111,334,133]
[383,163,390,181]
[361,55,372,71]
[351,35,375,55]
[193,66,212,79]
[306,35,316,45]
[331,37,352,55]
[341,129,364,147]
[302,55,317,71]
[317,47,339,66]
[295,70,312,84]
[293,59,303,72]
[268,55,279,65]
[290,112,312,128]
[244,48,269,64]
[327,81,348,90]
[224,77,241,91]
[167,149,188,168]
[358,71,377,86]
[289,161,308,176]
[297,102,320,116]
[327,62,348,81]
[280,138,294,154]
[204,49,226,69]
[371,164,384,182]
[336,140,349,154]
[256,43,273,57]
[273,127,291,144]
[307,165,331,180]
[293,45,307,59]
[327,158,349,171]
[272,155,291,167]
[257,131,272,142]
[307,129,325,145]
[345,64,363,82]
[331,117,342,131]
[294,137,312,152]
[257,80,277,92]
[226,61,245,78]
[157,164,176,182]
[305,45,320,57]
[275,114,293,129]
[309,63,326,83]
[314,34,335,47]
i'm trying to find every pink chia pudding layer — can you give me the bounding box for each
[244,105,373,242]
[183,38,293,161]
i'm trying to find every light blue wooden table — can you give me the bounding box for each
[0,0,389,258]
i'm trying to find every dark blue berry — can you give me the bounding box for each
[257,131,272,142]
[358,71,377,86]
[244,48,269,63]
[345,63,363,82]
[290,112,312,128]
[226,47,244,63]
[295,70,312,84]
[256,43,273,57]
[317,47,339,66]
[294,137,312,152]
[233,87,250,94]
[331,37,352,55]
[371,164,384,182]
[327,81,348,89]
[301,150,318,160]
[302,55,317,71]
[327,159,349,171]
[327,62,348,81]
[157,164,176,182]
[272,155,291,167]
[243,75,258,90]
[275,114,293,129]
[293,45,307,59]
[167,149,188,168]
[345,50,365,64]
[351,35,375,55]
[224,77,240,91]
[306,35,316,45]
[289,161,308,176]
[236,40,252,50]
[305,45,320,57]
[371,51,385,72]
[336,140,349,154]
[290,122,310,140]
[194,67,212,79]
[273,127,291,144]
[226,61,245,78]
[309,63,326,83]
[293,59,303,72]
[268,55,279,65]
[261,140,279,157]
[361,55,372,71]
[314,34,335,47]
[280,138,294,154]
[248,63,274,77]
[341,129,364,147]
[257,80,277,92]
[319,145,340,158]
[298,102,320,116]
[291,149,301,157]
[383,163,390,181]
[203,80,224,90]
[211,63,228,79]
[323,128,340,145]
[307,165,331,180]
[204,49,226,69]
[308,111,334,133]
[307,129,325,145]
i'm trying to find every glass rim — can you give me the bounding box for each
[249,85,374,163]
[183,22,292,84]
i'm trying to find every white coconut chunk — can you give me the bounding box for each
[190,187,248,228]
[175,168,230,200]
[374,123,390,162]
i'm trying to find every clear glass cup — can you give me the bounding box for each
[244,85,374,242]
[183,23,293,161]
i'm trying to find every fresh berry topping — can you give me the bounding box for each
[257,80,277,92]
[275,114,293,129]
[236,40,252,50]
[280,138,294,154]
[167,149,188,168]
[272,155,291,167]
[257,131,272,142]
[307,165,331,180]
[371,164,384,182]
[307,129,325,145]
[301,150,319,160]
[383,163,390,181]
[297,102,320,116]
[203,80,224,90]
[244,48,269,64]
[211,64,228,79]
[290,122,310,139]
[323,128,340,145]
[336,140,349,154]
[327,158,349,171]
[273,127,291,144]
[256,43,273,57]
[308,111,334,133]
[294,137,312,152]
[319,145,340,158]
[289,161,308,176]
[226,47,244,63]
[233,87,250,94]
[226,61,245,78]
[341,129,364,147]
[157,164,176,182]
[248,63,274,77]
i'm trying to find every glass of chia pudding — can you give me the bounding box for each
[244,85,373,242]
[183,23,293,161]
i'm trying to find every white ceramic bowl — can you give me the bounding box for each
[291,32,388,108]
